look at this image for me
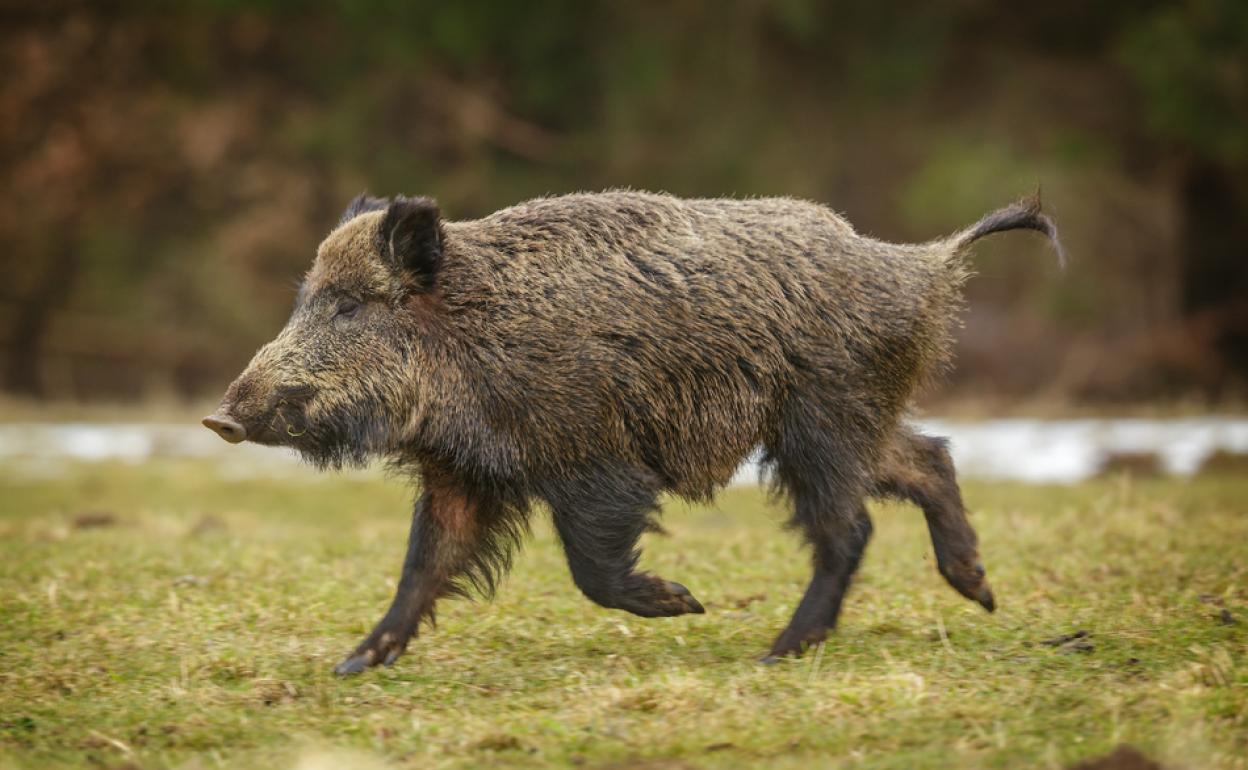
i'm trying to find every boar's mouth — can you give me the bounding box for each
[203,383,317,447]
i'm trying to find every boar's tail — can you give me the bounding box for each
[950,194,1066,268]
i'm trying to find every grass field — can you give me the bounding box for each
[0,461,1244,769]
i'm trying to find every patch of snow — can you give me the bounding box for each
[1,418,1245,484]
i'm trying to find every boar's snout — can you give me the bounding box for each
[203,377,319,447]
[202,413,247,444]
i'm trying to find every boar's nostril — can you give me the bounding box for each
[202,414,247,444]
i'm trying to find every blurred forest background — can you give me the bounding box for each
[2,0,1246,408]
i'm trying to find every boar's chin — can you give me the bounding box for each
[293,441,373,471]
[288,406,395,471]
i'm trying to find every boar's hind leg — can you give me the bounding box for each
[335,474,516,675]
[871,427,995,612]
[545,466,705,618]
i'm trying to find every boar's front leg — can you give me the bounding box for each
[764,502,874,662]
[544,466,705,618]
[335,472,494,675]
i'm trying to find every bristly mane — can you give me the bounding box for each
[339,192,389,226]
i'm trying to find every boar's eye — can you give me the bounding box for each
[334,298,362,321]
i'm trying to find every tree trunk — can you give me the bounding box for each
[4,239,79,397]
[1178,160,1248,390]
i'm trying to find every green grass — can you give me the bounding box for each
[0,462,1244,769]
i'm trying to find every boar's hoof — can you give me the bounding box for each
[762,630,827,664]
[616,576,706,617]
[333,654,372,676]
[940,559,996,613]
[759,645,804,664]
[333,630,409,676]
[663,581,706,615]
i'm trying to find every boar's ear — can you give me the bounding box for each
[339,192,388,226]
[376,196,443,291]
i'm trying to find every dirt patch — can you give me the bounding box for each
[1068,744,1164,770]
[472,734,526,752]
[594,762,698,770]
[72,511,118,529]
[1040,630,1095,653]
[1097,452,1164,478]
[251,679,299,706]
[730,592,766,609]
[1196,450,1248,476]
[189,514,227,536]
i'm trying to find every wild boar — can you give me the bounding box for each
[203,190,1061,673]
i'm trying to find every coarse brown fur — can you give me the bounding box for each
[205,190,1062,672]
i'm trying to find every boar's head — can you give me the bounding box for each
[203,194,446,468]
